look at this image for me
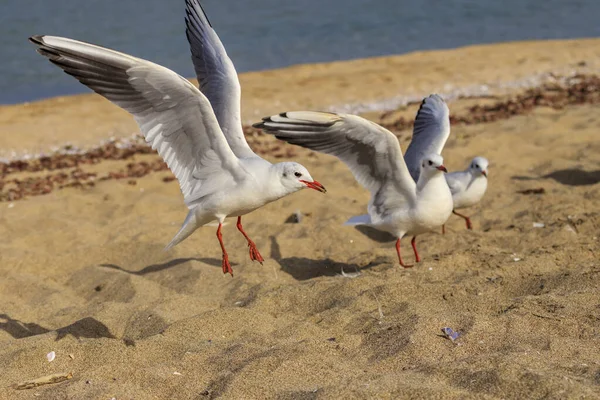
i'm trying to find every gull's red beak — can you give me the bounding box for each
[436,165,448,173]
[482,170,488,177]
[300,180,327,193]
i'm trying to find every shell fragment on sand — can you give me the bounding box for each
[340,266,361,278]
[441,327,460,342]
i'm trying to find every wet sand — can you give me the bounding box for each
[1,39,600,399]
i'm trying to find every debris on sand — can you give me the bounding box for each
[517,188,546,195]
[285,210,305,223]
[380,74,600,132]
[441,327,460,342]
[340,266,361,279]
[2,74,600,203]
[14,372,73,390]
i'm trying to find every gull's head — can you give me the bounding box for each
[420,154,447,175]
[276,162,327,193]
[469,156,489,178]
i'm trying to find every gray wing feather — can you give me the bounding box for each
[185,0,255,159]
[444,171,469,196]
[30,35,245,206]
[404,94,450,181]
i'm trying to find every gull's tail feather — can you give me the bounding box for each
[344,214,372,226]
[165,210,198,251]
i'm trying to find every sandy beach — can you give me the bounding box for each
[1,39,600,399]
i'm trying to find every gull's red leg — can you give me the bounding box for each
[411,236,421,263]
[236,216,264,264]
[442,224,446,235]
[395,238,413,268]
[216,223,233,276]
[453,210,473,230]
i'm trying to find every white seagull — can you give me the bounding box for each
[254,94,453,267]
[29,1,326,276]
[442,157,489,233]
[399,98,489,234]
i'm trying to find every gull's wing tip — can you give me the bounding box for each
[428,93,444,100]
[185,0,213,29]
[252,114,280,129]
[423,93,447,107]
[29,35,45,45]
[415,93,449,121]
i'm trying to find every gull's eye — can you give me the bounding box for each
[475,164,480,169]
[428,160,433,166]
[294,172,302,177]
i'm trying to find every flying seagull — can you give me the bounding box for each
[29,1,326,276]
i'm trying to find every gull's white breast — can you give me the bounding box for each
[452,177,487,209]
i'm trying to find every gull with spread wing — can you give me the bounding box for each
[29,1,326,276]
[254,94,453,267]
[402,98,489,233]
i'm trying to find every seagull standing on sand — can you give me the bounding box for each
[254,95,453,267]
[442,157,489,233]
[29,0,326,276]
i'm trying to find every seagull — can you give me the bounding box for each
[29,1,326,276]
[398,97,489,233]
[442,157,489,233]
[253,94,453,267]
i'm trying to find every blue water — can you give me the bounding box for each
[1,0,599,104]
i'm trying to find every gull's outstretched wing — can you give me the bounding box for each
[30,35,247,206]
[185,0,255,159]
[255,111,416,218]
[404,94,450,181]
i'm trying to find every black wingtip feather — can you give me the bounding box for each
[185,0,213,28]
[198,2,213,28]
[36,47,61,60]
[29,35,44,45]
[414,94,438,127]
[415,96,428,116]
[414,94,446,125]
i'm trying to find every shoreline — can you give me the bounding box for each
[5,36,599,109]
[1,38,600,158]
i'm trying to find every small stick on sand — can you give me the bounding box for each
[373,292,384,320]
[14,372,73,390]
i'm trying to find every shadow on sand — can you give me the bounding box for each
[0,314,115,341]
[512,168,600,186]
[99,257,234,275]
[353,226,396,243]
[269,236,386,280]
